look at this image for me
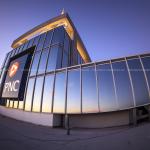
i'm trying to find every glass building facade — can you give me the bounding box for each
[0,13,150,126]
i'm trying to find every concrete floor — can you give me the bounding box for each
[0,115,150,150]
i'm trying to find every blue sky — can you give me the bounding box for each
[0,0,150,66]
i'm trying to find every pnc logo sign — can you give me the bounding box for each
[8,61,20,78]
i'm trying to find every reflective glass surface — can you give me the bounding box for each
[36,33,46,51]
[32,77,44,112]
[67,69,80,113]
[62,52,68,68]
[43,30,53,48]
[27,38,34,48]
[82,66,98,113]
[30,52,41,76]
[25,78,35,111]
[127,59,149,106]
[37,49,49,74]
[46,46,61,72]
[51,26,65,44]
[53,72,66,113]
[42,75,54,113]
[97,64,117,112]
[141,56,150,90]
[112,61,134,109]
[33,35,40,46]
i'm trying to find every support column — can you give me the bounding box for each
[65,114,70,135]
[132,108,137,126]
[148,105,150,122]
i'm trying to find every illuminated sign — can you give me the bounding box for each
[2,54,31,100]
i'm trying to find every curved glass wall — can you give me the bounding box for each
[67,69,81,113]
[53,72,66,113]
[82,66,98,113]
[112,61,134,109]
[127,58,149,106]
[97,63,117,112]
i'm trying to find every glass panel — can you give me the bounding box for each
[67,69,81,113]
[53,72,66,113]
[33,35,40,47]
[97,64,117,112]
[51,26,65,44]
[43,30,53,48]
[127,59,149,106]
[141,56,150,90]
[64,32,70,52]
[32,77,44,112]
[46,46,61,72]
[27,38,34,48]
[25,78,35,111]
[22,41,29,51]
[62,52,68,68]
[37,49,49,74]
[42,74,54,113]
[30,52,41,76]
[36,33,46,51]
[82,66,98,113]
[112,61,134,109]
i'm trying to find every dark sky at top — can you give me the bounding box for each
[0,0,150,66]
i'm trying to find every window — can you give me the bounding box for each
[30,52,41,76]
[112,61,134,109]
[27,38,34,48]
[43,30,53,48]
[64,32,70,52]
[97,64,117,112]
[33,35,40,47]
[42,74,54,113]
[25,78,35,111]
[35,33,46,51]
[51,26,65,45]
[32,77,44,112]
[67,69,81,113]
[141,56,150,90]
[46,46,63,72]
[82,66,98,113]
[53,72,66,113]
[62,52,68,68]
[127,58,149,106]
[37,48,49,74]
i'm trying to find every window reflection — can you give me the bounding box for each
[67,69,80,113]
[51,26,65,45]
[112,61,134,109]
[42,75,54,113]
[127,59,149,106]
[43,30,53,48]
[46,46,62,72]
[53,72,66,113]
[37,49,49,74]
[141,56,150,90]
[32,77,44,112]
[36,33,46,51]
[30,52,41,76]
[25,78,35,111]
[97,64,117,112]
[82,66,98,113]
